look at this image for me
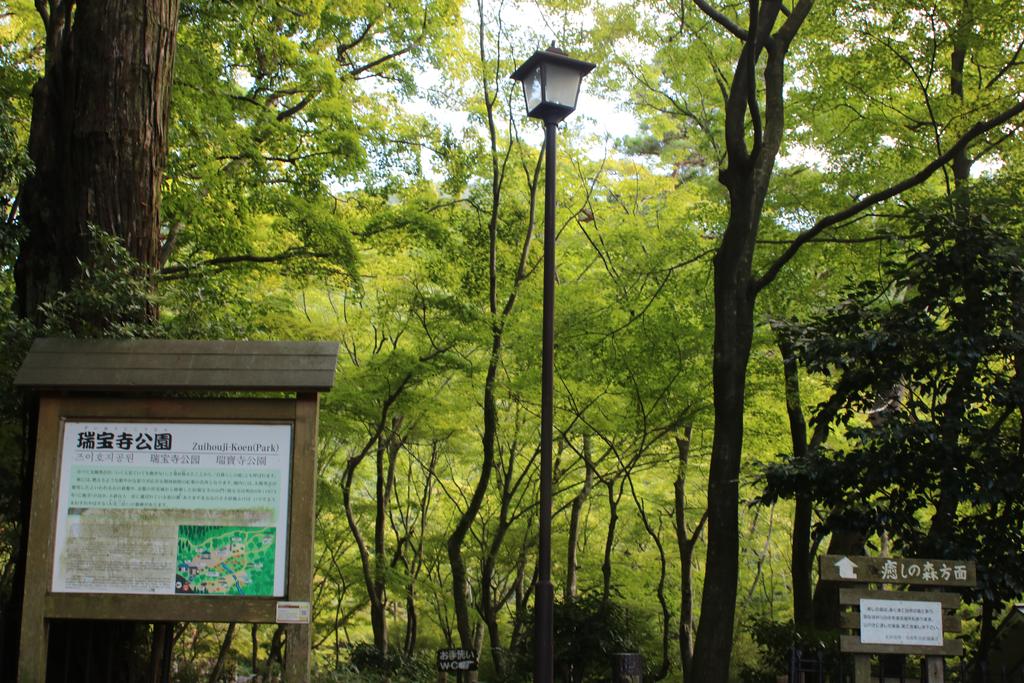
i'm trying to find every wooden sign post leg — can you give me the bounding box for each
[283,394,318,682]
[18,396,61,683]
[853,654,870,683]
[17,612,47,683]
[925,655,943,682]
[284,623,311,682]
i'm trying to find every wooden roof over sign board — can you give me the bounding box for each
[14,338,339,393]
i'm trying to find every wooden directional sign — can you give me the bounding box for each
[821,555,976,587]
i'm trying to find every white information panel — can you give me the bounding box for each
[860,599,943,646]
[52,421,292,597]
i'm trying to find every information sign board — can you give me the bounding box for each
[52,421,292,597]
[821,555,976,587]
[860,598,943,647]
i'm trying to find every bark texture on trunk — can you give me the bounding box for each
[13,3,179,681]
[15,0,178,323]
[690,3,808,679]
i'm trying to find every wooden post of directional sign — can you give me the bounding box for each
[820,555,976,683]
[14,338,338,682]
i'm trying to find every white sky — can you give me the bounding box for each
[396,0,641,177]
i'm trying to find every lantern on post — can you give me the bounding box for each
[510,45,596,124]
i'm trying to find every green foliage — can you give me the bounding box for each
[38,225,159,338]
[737,617,839,683]
[766,180,1024,607]
[324,643,435,682]
[2,0,1023,678]
[0,1,37,211]
[510,593,660,683]
[162,0,467,295]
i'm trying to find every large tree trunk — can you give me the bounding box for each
[10,2,178,681]
[15,0,178,323]
[691,208,757,680]
[690,3,797,677]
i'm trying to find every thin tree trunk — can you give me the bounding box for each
[447,4,539,657]
[973,591,997,682]
[207,622,236,683]
[266,624,285,673]
[368,417,404,655]
[774,326,813,628]
[602,479,624,604]
[630,477,671,680]
[674,428,707,682]
[448,336,498,652]
[340,383,410,658]
[403,442,440,656]
[480,437,526,678]
[565,437,594,601]
[251,624,258,674]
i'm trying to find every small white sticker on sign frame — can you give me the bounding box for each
[276,601,311,624]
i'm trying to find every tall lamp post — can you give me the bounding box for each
[510,45,595,683]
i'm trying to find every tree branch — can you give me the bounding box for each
[349,46,413,77]
[773,0,812,46]
[336,19,376,65]
[754,96,1024,292]
[984,34,1024,91]
[692,0,748,40]
[277,92,317,121]
[35,0,48,26]
[159,248,344,279]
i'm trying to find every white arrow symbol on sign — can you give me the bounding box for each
[835,556,858,579]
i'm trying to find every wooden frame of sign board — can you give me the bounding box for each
[15,338,338,683]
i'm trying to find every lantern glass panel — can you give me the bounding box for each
[523,67,543,114]
[543,63,583,109]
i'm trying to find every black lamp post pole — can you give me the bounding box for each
[535,118,558,683]
[511,45,593,683]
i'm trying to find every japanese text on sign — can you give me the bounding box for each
[860,599,943,647]
[436,649,478,672]
[822,555,976,587]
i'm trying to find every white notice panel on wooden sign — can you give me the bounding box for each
[52,421,292,597]
[860,599,943,646]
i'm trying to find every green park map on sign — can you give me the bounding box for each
[175,525,276,596]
